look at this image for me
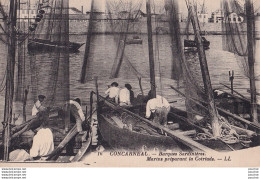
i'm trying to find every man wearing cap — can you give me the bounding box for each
[32,95,46,116]
[119,84,132,106]
[105,82,120,103]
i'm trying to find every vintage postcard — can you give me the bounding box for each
[0,0,259,168]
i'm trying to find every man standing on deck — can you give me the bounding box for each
[145,91,170,126]
[29,118,54,160]
[119,84,132,106]
[32,95,46,116]
[105,82,120,103]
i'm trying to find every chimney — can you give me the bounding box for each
[81,6,83,14]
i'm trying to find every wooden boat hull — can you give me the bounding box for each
[184,39,210,49]
[95,94,259,152]
[98,114,183,151]
[125,39,143,45]
[28,39,84,53]
[214,90,260,121]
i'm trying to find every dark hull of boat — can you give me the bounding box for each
[28,39,84,53]
[184,39,210,49]
[125,39,143,45]
[96,94,258,152]
[214,90,260,121]
[98,114,183,151]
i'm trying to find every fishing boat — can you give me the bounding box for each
[27,1,83,53]
[94,92,258,152]
[28,38,84,53]
[0,0,90,162]
[184,37,210,49]
[216,0,259,124]
[125,36,143,45]
[214,88,260,120]
[93,0,260,152]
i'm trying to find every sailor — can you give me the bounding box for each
[29,119,54,160]
[66,98,85,133]
[127,83,135,104]
[119,84,132,106]
[145,91,170,126]
[105,82,120,103]
[32,95,46,116]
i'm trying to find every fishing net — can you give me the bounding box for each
[16,0,70,109]
[166,0,209,123]
[106,0,143,79]
[221,0,252,78]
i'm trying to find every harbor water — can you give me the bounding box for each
[0,34,259,129]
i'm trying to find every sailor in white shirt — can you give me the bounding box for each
[32,95,46,116]
[105,82,120,103]
[119,84,132,106]
[66,98,85,133]
[30,120,54,160]
[145,91,170,126]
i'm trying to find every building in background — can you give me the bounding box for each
[209,9,244,23]
[197,12,209,23]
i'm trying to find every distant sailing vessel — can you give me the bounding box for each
[28,38,84,53]
[184,36,210,49]
[125,36,143,45]
[27,1,83,53]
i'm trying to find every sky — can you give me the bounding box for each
[69,0,223,14]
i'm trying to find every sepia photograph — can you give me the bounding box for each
[0,0,259,168]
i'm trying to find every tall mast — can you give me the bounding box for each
[3,0,17,161]
[166,0,183,80]
[246,0,258,123]
[186,0,220,137]
[80,0,95,83]
[146,0,156,98]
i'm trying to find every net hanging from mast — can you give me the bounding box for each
[26,0,70,108]
[221,0,251,78]
[107,0,143,79]
[166,0,210,123]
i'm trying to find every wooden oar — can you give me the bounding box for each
[220,83,248,100]
[46,124,78,161]
[70,131,92,162]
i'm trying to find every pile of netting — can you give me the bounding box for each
[195,116,252,146]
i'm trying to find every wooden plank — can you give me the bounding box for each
[110,116,124,128]
[71,132,91,162]
[217,108,260,130]
[177,130,196,136]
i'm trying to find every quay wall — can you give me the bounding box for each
[0,19,248,35]
[68,20,246,35]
